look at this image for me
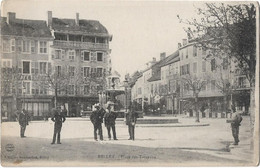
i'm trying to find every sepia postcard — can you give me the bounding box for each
[0,0,259,166]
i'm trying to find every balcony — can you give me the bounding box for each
[53,40,109,50]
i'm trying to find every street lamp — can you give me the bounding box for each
[123,79,129,112]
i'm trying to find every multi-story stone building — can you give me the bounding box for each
[178,37,250,115]
[160,51,179,114]
[130,37,250,116]
[47,11,112,117]
[1,12,53,120]
[1,11,112,120]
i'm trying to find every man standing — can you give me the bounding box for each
[51,107,66,144]
[104,105,118,140]
[90,104,104,141]
[126,106,138,140]
[230,104,243,145]
[18,109,29,138]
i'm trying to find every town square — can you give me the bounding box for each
[0,0,258,166]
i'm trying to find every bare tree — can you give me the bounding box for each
[1,66,23,115]
[178,2,256,134]
[181,74,209,122]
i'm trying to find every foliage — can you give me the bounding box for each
[177,3,256,86]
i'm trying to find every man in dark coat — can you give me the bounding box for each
[18,109,29,138]
[90,104,104,141]
[51,107,66,144]
[126,107,138,140]
[230,105,243,145]
[104,105,118,140]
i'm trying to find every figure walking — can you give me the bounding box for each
[90,104,104,141]
[51,107,66,144]
[126,106,138,140]
[230,104,243,145]
[18,109,29,138]
[104,104,118,140]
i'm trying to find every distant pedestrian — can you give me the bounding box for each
[126,107,138,140]
[51,107,66,144]
[104,104,118,140]
[18,109,29,138]
[230,104,243,145]
[90,104,104,141]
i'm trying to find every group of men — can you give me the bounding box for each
[16,103,242,146]
[90,103,138,141]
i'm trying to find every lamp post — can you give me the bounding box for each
[123,79,129,112]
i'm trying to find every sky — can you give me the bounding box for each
[1,0,203,78]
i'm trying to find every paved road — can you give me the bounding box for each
[1,116,255,166]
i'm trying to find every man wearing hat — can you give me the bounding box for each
[229,104,243,145]
[90,104,104,141]
[18,109,29,138]
[104,104,118,140]
[51,107,66,144]
[126,106,138,140]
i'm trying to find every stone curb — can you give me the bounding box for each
[136,123,210,127]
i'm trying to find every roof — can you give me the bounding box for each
[147,50,179,82]
[52,18,109,35]
[1,17,52,38]
[163,50,180,66]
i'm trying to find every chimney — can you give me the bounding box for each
[160,52,166,60]
[182,39,187,46]
[152,57,156,62]
[47,11,52,28]
[75,13,79,26]
[178,43,182,48]
[7,12,16,24]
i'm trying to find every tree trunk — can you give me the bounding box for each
[54,88,58,108]
[249,85,255,149]
[223,94,227,118]
[195,93,199,122]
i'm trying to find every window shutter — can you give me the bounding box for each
[80,85,84,95]
[81,67,84,77]
[103,53,107,63]
[35,62,39,74]
[61,50,65,60]
[90,52,94,61]
[48,62,52,74]
[91,52,96,61]
[51,49,54,59]
[103,68,106,77]
[31,62,35,74]
[35,40,38,54]
[81,51,84,61]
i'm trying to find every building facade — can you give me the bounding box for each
[1,12,53,120]
[47,11,112,117]
[1,11,112,120]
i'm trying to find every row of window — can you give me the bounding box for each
[52,49,105,62]
[183,80,216,92]
[180,58,228,75]
[180,46,207,60]
[2,39,48,54]
[2,59,105,78]
[21,81,103,95]
[54,33,108,43]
